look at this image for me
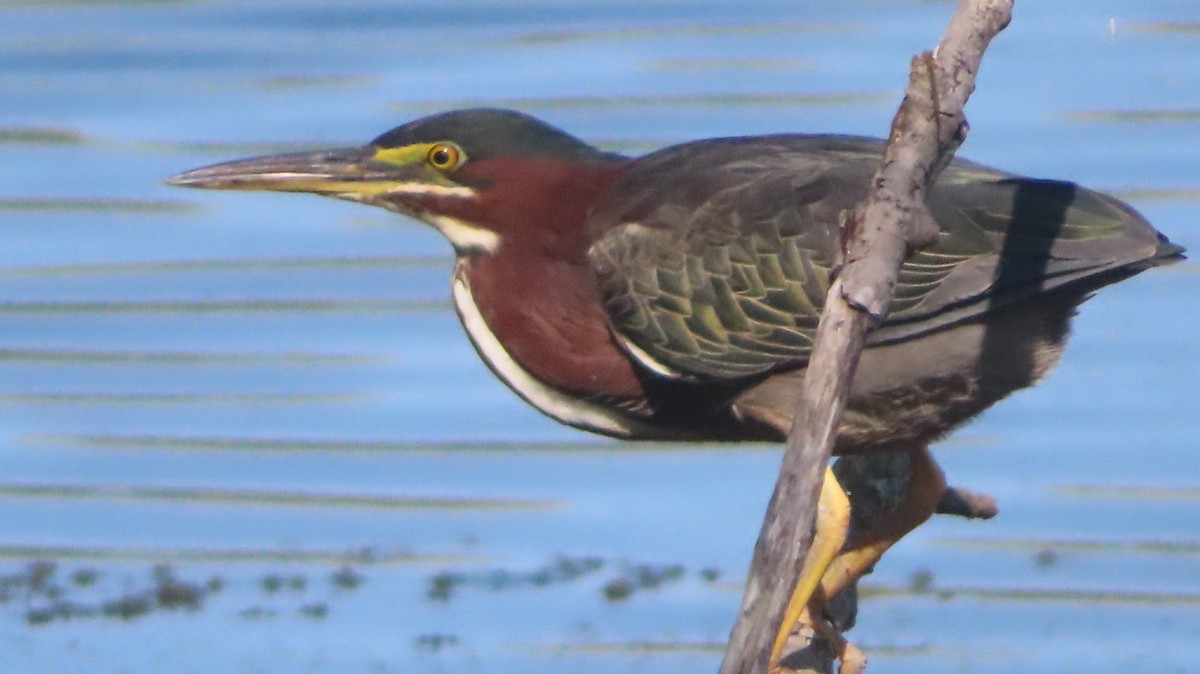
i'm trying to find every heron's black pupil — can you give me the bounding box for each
[432,148,451,166]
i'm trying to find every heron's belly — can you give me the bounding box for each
[732,294,1076,452]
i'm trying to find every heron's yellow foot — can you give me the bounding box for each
[806,605,867,674]
[770,446,948,674]
[767,602,869,674]
[767,466,851,673]
[820,446,946,599]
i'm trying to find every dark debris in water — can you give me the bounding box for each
[28,560,56,592]
[415,632,460,653]
[601,562,685,603]
[260,573,284,594]
[332,565,365,591]
[2,559,371,627]
[299,602,329,620]
[101,594,153,621]
[1034,549,1060,568]
[238,606,278,621]
[426,554,603,602]
[257,571,309,595]
[70,567,99,587]
[425,554,714,604]
[17,562,208,626]
[908,568,936,594]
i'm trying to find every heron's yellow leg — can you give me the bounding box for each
[768,466,851,672]
[820,446,946,599]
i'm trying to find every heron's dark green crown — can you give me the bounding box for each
[370,108,617,164]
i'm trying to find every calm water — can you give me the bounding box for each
[1,1,1197,672]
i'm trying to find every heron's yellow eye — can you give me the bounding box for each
[427,143,461,170]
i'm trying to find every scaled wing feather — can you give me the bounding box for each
[588,135,1169,381]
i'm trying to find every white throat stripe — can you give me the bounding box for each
[427,214,500,254]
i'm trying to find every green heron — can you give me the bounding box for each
[167,108,1181,671]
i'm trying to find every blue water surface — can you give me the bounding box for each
[0,1,1197,673]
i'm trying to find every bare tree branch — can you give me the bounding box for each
[719,2,1015,673]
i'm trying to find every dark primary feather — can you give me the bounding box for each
[587,135,1179,380]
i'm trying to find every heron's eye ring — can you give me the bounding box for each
[427,144,461,170]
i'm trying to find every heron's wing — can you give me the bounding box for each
[587,135,1173,381]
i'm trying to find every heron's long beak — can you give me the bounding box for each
[164,147,415,197]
